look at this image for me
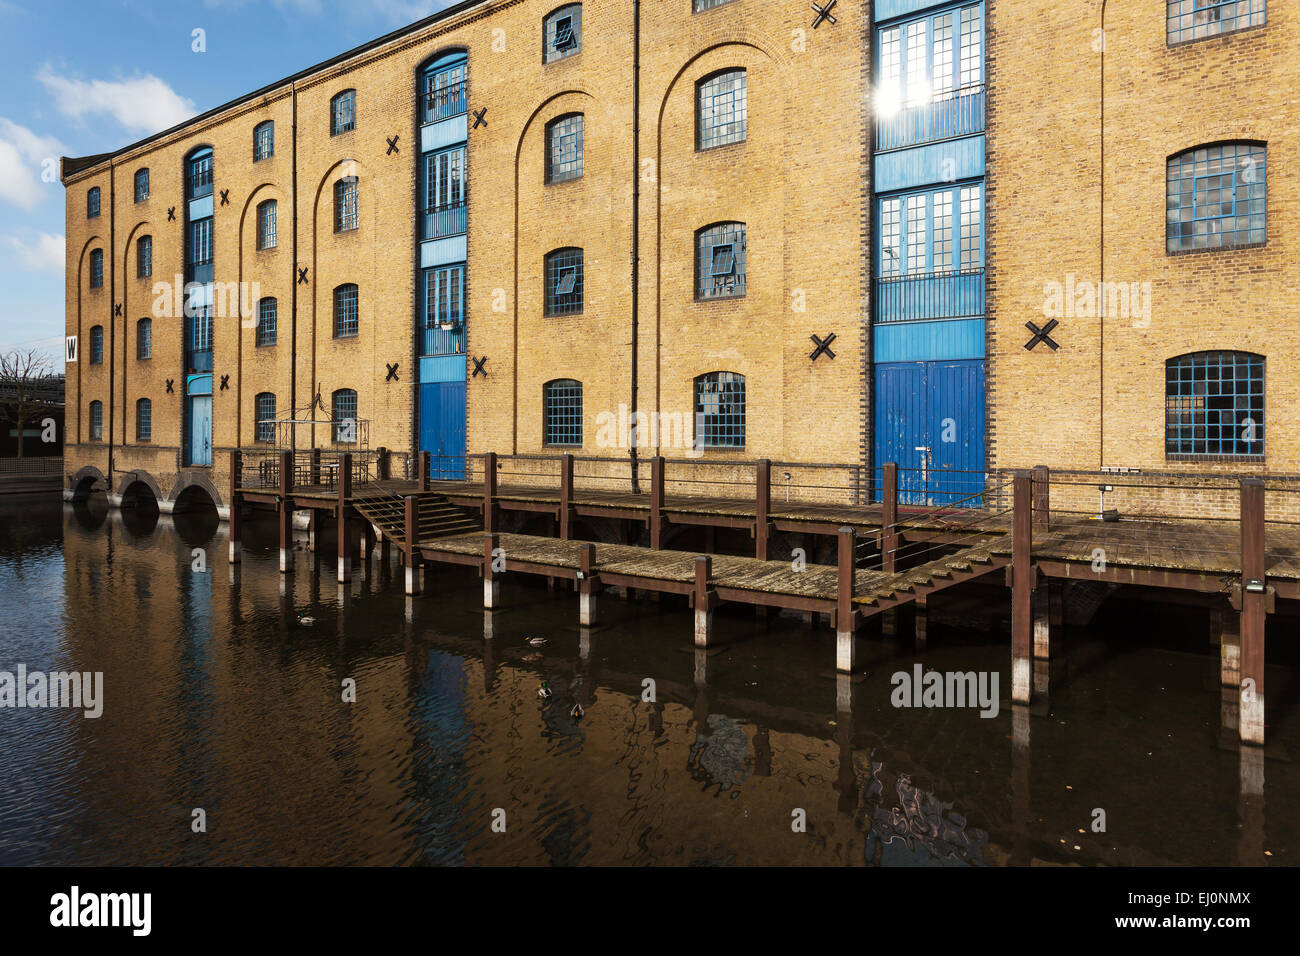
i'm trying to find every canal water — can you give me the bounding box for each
[0,493,1295,866]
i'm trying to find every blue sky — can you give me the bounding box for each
[0,0,457,364]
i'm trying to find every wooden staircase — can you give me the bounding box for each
[854,537,1010,616]
[353,491,482,549]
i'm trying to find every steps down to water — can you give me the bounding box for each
[353,491,482,547]
[854,538,1009,615]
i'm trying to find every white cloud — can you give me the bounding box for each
[0,117,64,210]
[37,66,197,136]
[4,233,65,272]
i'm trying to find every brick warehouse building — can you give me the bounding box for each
[59,0,1297,519]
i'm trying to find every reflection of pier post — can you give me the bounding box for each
[1010,704,1032,865]
[836,674,857,815]
[1238,747,1265,865]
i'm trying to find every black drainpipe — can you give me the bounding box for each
[290,81,299,452]
[107,159,116,486]
[629,0,641,493]
[1099,0,1107,469]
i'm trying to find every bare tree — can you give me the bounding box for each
[0,349,60,458]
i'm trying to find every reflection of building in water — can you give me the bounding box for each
[858,754,989,866]
[688,714,752,792]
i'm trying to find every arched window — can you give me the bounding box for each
[1167,143,1265,253]
[332,389,358,444]
[422,51,468,123]
[137,235,153,278]
[137,318,152,360]
[89,249,104,289]
[254,392,276,443]
[257,199,278,249]
[697,69,747,150]
[136,398,152,442]
[87,186,100,218]
[546,113,584,184]
[1166,351,1264,458]
[543,4,582,63]
[89,325,104,365]
[543,379,583,446]
[331,90,356,135]
[134,168,150,203]
[334,284,359,338]
[253,121,274,161]
[89,401,103,440]
[1168,0,1266,45]
[696,222,747,300]
[335,177,358,232]
[694,371,746,448]
[257,297,277,347]
[544,248,584,315]
[186,146,213,200]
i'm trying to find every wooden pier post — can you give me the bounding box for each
[755,459,772,560]
[694,555,715,647]
[1240,478,1266,745]
[404,495,422,595]
[419,450,431,492]
[1011,471,1033,703]
[836,526,858,672]
[559,453,574,540]
[337,452,353,583]
[376,446,389,481]
[881,462,899,573]
[649,456,665,549]
[278,449,294,573]
[483,531,501,608]
[1031,465,1050,533]
[578,543,598,626]
[310,447,321,487]
[228,450,242,564]
[484,452,498,534]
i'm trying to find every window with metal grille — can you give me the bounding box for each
[136,398,152,442]
[546,114,584,184]
[1167,143,1265,253]
[423,55,468,123]
[334,284,359,338]
[543,379,583,446]
[257,297,277,347]
[89,249,103,289]
[254,121,274,161]
[335,177,358,232]
[190,306,214,354]
[255,392,276,443]
[694,372,745,448]
[87,187,100,218]
[878,183,983,276]
[545,248,584,315]
[1166,352,1264,457]
[188,219,213,268]
[137,318,152,360]
[877,4,983,117]
[331,90,356,135]
[134,168,149,202]
[257,199,278,250]
[1167,0,1264,44]
[137,235,153,278]
[332,389,358,444]
[187,148,213,200]
[89,326,104,365]
[544,4,582,62]
[696,222,747,300]
[697,69,747,150]
[425,265,464,329]
[694,0,737,11]
[89,401,103,440]
[423,147,466,239]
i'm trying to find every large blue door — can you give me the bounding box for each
[186,373,213,467]
[419,381,466,480]
[875,362,928,505]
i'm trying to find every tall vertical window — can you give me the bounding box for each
[878,4,983,115]
[89,249,104,289]
[255,392,276,443]
[253,121,274,161]
[87,187,100,218]
[1167,0,1265,44]
[546,114,584,183]
[423,147,465,239]
[89,326,104,365]
[543,379,583,446]
[137,318,152,360]
[425,265,464,330]
[422,53,468,123]
[696,222,747,300]
[879,184,983,276]
[89,401,103,440]
[257,199,278,250]
[188,218,214,284]
[134,168,149,202]
[695,372,746,449]
[190,306,214,357]
[334,284,359,338]
[1166,352,1264,457]
[544,248,584,316]
[137,235,153,278]
[543,4,582,63]
[256,297,277,347]
[332,389,358,444]
[1167,143,1265,253]
[331,90,356,135]
[136,399,152,441]
[187,148,213,200]
[335,177,358,232]
[697,69,747,150]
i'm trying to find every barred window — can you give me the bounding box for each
[254,121,274,161]
[187,148,213,200]
[879,184,983,277]
[1167,0,1264,44]
[332,389,358,444]
[1167,143,1265,253]
[134,168,149,203]
[137,236,153,278]
[257,297,277,347]
[89,325,104,365]
[136,398,152,442]
[546,114,584,183]
[1166,352,1264,458]
[335,177,358,232]
[543,379,583,446]
[331,90,356,135]
[697,69,747,150]
[188,219,214,268]
[694,0,737,10]
[425,265,464,329]
[696,222,747,300]
[137,318,152,360]
[89,249,104,289]
[89,401,103,440]
[545,248,584,316]
[422,55,468,124]
[87,187,100,218]
[257,199,278,250]
[334,284,359,338]
[544,4,582,63]
[695,372,746,449]
[255,392,276,443]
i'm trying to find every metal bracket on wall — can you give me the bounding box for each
[165,379,175,394]
[809,332,837,361]
[386,135,400,155]
[219,189,230,206]
[472,356,489,378]
[812,0,838,28]
[1024,319,1060,351]
[114,303,122,317]
[472,108,488,129]
[220,375,230,391]
[298,267,309,285]
[167,207,176,222]
[385,362,400,382]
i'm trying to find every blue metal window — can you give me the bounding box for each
[877,184,984,321]
[137,318,152,360]
[422,54,468,123]
[257,297,277,347]
[696,222,746,300]
[332,389,358,444]
[1167,0,1264,44]
[255,392,276,443]
[137,235,152,278]
[134,168,149,202]
[257,200,278,250]
[89,401,103,440]
[423,264,465,355]
[87,187,100,218]
[423,147,465,239]
[89,325,104,365]
[188,218,214,284]
[545,248,584,316]
[543,379,583,446]
[334,284,359,338]
[89,249,104,289]
[546,114,584,184]
[190,305,214,362]
[136,398,152,442]
[695,372,745,448]
[694,0,736,10]
[335,177,358,232]
[187,148,213,200]
[331,90,356,135]
[1167,143,1265,253]
[697,69,747,150]
[1166,352,1264,457]
[544,4,582,63]
[254,121,274,161]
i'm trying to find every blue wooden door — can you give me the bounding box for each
[419,381,466,480]
[189,396,212,467]
[875,362,928,505]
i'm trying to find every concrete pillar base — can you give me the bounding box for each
[1241,694,1265,747]
[337,557,350,584]
[1012,656,1032,704]
[229,540,241,564]
[405,564,421,596]
[579,591,597,627]
[835,630,857,673]
[484,579,501,609]
[694,608,712,647]
[279,548,293,573]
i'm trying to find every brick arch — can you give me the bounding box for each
[168,471,225,513]
[69,464,107,498]
[116,469,164,505]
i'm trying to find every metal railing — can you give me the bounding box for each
[875,83,985,151]
[876,268,984,323]
[422,81,467,124]
[421,200,467,240]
